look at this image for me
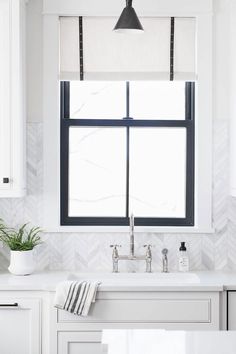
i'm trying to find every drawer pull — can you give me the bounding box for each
[0,303,18,307]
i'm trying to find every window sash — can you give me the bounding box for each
[60,81,194,226]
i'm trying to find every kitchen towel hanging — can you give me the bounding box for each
[54,280,100,316]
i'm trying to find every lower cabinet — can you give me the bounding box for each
[227,290,236,330]
[0,289,223,354]
[58,331,103,354]
[51,291,220,354]
[0,296,41,354]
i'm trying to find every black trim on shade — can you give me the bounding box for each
[170,17,175,81]
[60,81,195,226]
[79,16,84,81]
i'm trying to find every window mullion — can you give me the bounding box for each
[126,126,130,218]
[125,81,131,218]
[126,81,130,118]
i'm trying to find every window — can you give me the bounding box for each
[60,81,194,226]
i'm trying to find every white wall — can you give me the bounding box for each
[0,0,235,271]
[213,0,230,121]
[26,0,43,122]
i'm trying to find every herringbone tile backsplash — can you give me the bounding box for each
[0,120,234,272]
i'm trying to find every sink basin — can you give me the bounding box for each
[67,272,200,286]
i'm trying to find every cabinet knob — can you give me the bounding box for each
[2,177,9,184]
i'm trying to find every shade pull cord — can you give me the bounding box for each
[170,17,175,81]
[79,16,84,81]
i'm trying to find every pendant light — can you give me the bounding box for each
[113,0,144,33]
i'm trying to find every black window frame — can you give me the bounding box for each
[60,81,195,226]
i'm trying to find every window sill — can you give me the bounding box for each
[43,225,215,234]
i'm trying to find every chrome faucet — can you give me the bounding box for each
[162,248,168,273]
[130,213,135,257]
[110,214,152,273]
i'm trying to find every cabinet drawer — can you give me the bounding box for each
[57,294,212,324]
[58,331,103,354]
[227,291,236,330]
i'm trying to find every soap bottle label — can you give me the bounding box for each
[179,256,189,272]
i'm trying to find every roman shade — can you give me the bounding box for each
[59,16,196,81]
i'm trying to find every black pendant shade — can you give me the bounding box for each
[113,0,144,33]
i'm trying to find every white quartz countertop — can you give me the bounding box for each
[0,270,236,291]
[102,330,236,354]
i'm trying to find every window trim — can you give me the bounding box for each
[60,81,195,226]
[43,11,213,233]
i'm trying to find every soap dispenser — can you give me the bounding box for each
[178,242,189,272]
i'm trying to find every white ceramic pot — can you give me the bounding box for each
[8,250,35,275]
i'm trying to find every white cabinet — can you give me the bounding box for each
[0,0,25,197]
[0,288,222,354]
[51,290,220,354]
[54,291,220,329]
[58,331,103,354]
[227,291,236,330]
[0,297,41,354]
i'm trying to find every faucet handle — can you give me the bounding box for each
[143,244,153,257]
[143,244,153,249]
[110,244,122,248]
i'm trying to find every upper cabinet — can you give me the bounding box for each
[0,0,25,197]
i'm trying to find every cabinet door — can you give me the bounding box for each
[228,291,236,330]
[0,0,11,191]
[0,0,25,197]
[58,331,104,354]
[0,298,41,354]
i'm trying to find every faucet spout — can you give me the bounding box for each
[110,214,153,272]
[130,213,135,257]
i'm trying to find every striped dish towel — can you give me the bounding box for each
[54,280,100,316]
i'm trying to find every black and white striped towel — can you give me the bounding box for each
[54,281,100,316]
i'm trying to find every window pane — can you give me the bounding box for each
[68,127,126,217]
[129,81,185,120]
[129,127,186,217]
[70,81,126,119]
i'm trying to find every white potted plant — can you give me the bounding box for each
[0,220,42,275]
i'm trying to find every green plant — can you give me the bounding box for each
[0,219,6,232]
[0,221,42,251]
